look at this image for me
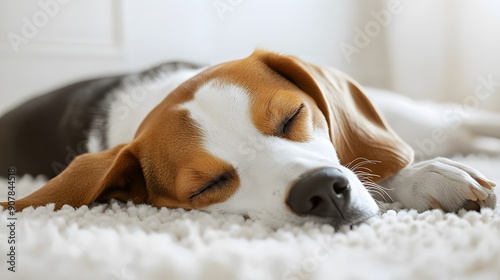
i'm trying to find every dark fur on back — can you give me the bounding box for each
[0,62,201,179]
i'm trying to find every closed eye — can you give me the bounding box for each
[189,171,234,200]
[277,104,304,135]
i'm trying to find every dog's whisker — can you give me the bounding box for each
[366,188,387,201]
[350,161,385,198]
[344,157,364,169]
[366,188,392,203]
[346,158,381,172]
[349,161,372,171]
[345,157,371,170]
[375,200,388,212]
[354,169,378,182]
[353,170,372,174]
[364,181,394,192]
[353,166,376,174]
[354,171,380,179]
[364,182,395,203]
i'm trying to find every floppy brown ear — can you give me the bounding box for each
[256,51,414,182]
[0,144,147,211]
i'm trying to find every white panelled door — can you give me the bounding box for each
[0,0,124,114]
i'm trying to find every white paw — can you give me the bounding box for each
[392,157,496,212]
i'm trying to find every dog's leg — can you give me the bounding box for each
[378,157,497,211]
[365,87,500,159]
[464,110,500,139]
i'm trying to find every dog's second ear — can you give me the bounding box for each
[256,51,414,182]
[0,144,147,211]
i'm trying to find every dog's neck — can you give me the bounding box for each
[90,67,202,152]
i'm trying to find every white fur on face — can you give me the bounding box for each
[105,69,201,149]
[181,80,379,228]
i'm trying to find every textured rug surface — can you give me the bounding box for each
[1,155,499,280]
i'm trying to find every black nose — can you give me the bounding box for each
[286,167,351,218]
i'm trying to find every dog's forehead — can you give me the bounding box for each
[138,54,300,136]
[138,56,262,128]
[180,79,256,151]
[174,56,307,142]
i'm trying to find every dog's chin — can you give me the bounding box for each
[340,212,380,229]
[319,211,379,229]
[242,208,380,230]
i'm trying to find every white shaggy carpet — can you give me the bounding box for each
[1,155,500,280]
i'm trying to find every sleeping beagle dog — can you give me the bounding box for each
[0,50,496,228]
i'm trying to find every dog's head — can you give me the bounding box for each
[2,51,413,227]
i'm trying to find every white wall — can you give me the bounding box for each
[0,0,354,114]
[384,0,500,110]
[1,0,499,115]
[0,0,125,113]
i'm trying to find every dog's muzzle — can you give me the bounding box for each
[286,167,351,219]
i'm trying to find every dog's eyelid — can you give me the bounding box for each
[189,170,235,200]
[276,103,305,136]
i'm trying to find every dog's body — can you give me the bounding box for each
[0,62,201,177]
[0,51,496,228]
